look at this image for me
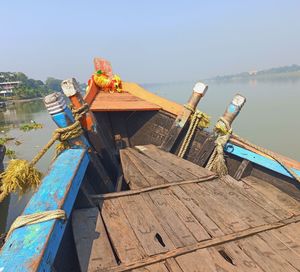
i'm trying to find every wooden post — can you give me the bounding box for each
[44,92,114,193]
[161,82,208,152]
[196,94,246,168]
[61,78,120,181]
[220,94,246,128]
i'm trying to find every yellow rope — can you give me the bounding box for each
[178,109,210,158]
[206,117,232,176]
[6,209,66,240]
[207,117,300,182]
[0,104,89,202]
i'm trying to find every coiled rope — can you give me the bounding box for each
[178,105,210,158]
[0,103,89,202]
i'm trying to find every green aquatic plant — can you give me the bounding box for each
[5,148,16,159]
[0,135,18,159]
[0,136,15,145]
[20,121,43,132]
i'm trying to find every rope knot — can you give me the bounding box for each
[0,103,89,203]
[178,109,210,158]
[183,104,195,113]
[206,117,232,176]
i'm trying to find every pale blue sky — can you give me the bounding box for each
[1,0,299,83]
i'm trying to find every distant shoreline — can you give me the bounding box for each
[5,97,43,103]
[208,65,300,82]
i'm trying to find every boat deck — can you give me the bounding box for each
[72,145,300,272]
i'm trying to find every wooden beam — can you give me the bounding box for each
[104,215,300,272]
[61,79,119,188]
[234,159,252,180]
[44,92,114,193]
[161,82,208,152]
[91,174,217,201]
[220,94,246,128]
[84,76,100,105]
[193,136,216,166]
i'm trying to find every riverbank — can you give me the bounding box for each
[1,97,43,104]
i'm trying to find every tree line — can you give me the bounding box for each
[0,72,65,99]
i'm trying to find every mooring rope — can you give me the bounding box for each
[206,117,300,182]
[5,209,66,241]
[206,117,232,176]
[178,105,210,158]
[0,103,89,202]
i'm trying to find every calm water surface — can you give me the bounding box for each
[0,79,300,233]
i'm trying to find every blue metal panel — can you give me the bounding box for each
[225,143,300,178]
[0,149,89,272]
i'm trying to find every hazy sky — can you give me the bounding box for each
[1,0,299,83]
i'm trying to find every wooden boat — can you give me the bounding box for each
[0,59,300,271]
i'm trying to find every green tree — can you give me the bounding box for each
[45,77,62,92]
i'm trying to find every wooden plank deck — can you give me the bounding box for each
[73,145,300,271]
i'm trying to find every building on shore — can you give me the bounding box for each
[0,81,20,97]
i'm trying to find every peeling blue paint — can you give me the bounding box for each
[0,149,89,272]
[228,103,237,113]
[225,143,300,179]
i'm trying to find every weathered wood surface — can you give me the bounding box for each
[161,83,207,152]
[243,176,300,215]
[90,91,161,112]
[89,82,300,184]
[82,145,300,271]
[234,159,252,180]
[99,218,300,272]
[222,175,294,220]
[120,145,213,189]
[92,175,216,201]
[72,208,117,271]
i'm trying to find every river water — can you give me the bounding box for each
[0,79,299,233]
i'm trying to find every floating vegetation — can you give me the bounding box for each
[0,135,18,159]
[15,140,22,146]
[0,136,15,145]
[20,121,43,132]
[5,148,16,159]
